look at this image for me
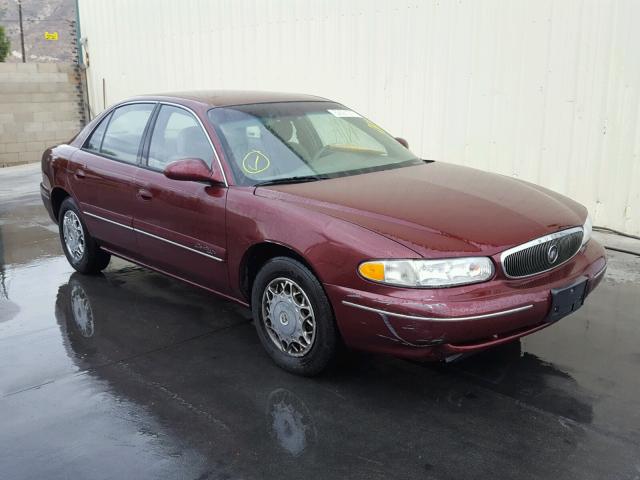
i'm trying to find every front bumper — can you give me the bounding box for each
[325,240,607,360]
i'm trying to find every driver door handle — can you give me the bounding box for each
[138,188,153,200]
[74,168,86,179]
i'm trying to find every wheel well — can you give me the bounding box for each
[240,242,317,302]
[50,187,70,221]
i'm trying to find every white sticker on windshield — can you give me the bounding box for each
[246,125,261,138]
[327,109,361,118]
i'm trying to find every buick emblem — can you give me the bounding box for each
[547,244,559,264]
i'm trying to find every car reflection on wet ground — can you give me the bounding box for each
[1,164,640,480]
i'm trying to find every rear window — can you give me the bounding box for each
[83,112,111,153]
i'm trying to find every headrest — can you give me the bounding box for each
[267,119,293,142]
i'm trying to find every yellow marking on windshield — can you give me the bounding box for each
[242,150,271,175]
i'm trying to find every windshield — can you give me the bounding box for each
[207,102,420,186]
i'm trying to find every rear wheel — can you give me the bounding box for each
[252,257,338,376]
[58,197,111,274]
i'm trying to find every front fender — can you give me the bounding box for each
[225,187,421,299]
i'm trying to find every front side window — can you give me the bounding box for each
[207,101,418,185]
[99,103,155,164]
[147,105,213,171]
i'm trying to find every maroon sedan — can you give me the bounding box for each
[40,91,607,375]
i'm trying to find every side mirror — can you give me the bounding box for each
[395,137,409,149]
[163,158,224,184]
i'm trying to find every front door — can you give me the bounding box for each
[70,103,156,255]
[132,104,229,294]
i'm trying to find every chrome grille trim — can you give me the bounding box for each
[500,227,584,279]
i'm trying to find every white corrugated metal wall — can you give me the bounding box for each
[78,0,640,234]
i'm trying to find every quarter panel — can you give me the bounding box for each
[48,145,76,193]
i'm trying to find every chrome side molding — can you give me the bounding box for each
[83,211,223,262]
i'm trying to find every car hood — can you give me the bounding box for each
[254,162,587,257]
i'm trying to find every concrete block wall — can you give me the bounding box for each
[0,63,85,167]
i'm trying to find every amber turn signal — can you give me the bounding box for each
[358,262,385,281]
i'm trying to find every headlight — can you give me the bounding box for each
[582,214,592,246]
[358,258,495,288]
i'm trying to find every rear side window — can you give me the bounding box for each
[96,104,155,164]
[84,112,111,153]
[147,105,213,170]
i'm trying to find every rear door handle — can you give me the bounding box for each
[74,168,86,179]
[138,188,153,200]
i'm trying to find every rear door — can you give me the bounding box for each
[70,102,156,255]
[132,104,229,293]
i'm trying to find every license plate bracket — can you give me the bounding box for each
[547,278,588,323]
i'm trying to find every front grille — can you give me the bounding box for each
[501,227,583,278]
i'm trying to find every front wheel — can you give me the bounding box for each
[58,197,111,274]
[251,257,338,376]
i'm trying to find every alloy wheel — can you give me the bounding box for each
[261,277,316,357]
[62,210,85,262]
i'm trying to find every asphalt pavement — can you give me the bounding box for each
[1,164,639,480]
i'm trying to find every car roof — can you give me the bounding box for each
[134,90,331,108]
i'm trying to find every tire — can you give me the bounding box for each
[251,256,338,376]
[58,197,111,274]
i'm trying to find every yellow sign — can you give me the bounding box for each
[242,150,270,175]
[44,32,59,41]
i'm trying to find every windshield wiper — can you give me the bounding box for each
[253,175,328,187]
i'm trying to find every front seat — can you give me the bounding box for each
[267,119,311,161]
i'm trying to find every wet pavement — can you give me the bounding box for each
[1,164,639,480]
